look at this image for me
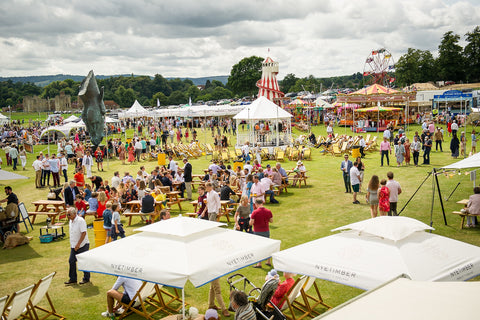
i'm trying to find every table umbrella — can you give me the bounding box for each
[272,216,480,290]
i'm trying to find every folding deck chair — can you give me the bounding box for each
[26,272,65,320]
[276,276,309,320]
[18,202,33,233]
[0,295,9,319]
[3,284,35,320]
[118,281,165,320]
[294,277,331,316]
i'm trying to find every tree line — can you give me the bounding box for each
[395,27,480,87]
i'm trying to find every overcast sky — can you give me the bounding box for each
[1,0,479,80]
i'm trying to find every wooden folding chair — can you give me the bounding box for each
[25,272,65,320]
[18,202,33,232]
[277,276,309,320]
[118,282,165,320]
[156,286,185,314]
[294,277,331,316]
[3,284,35,320]
[0,295,9,319]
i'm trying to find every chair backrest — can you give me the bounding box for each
[5,284,35,320]
[302,276,315,293]
[31,272,56,307]
[0,295,9,318]
[282,276,308,310]
[18,202,29,220]
[257,278,279,309]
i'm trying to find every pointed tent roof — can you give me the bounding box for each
[126,100,148,115]
[233,96,292,120]
[351,84,399,95]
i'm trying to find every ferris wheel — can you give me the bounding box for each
[362,48,395,86]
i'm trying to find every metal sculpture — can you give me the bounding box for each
[79,70,105,147]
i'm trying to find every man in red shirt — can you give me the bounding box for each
[250,198,273,268]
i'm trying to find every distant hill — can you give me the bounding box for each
[0,74,229,87]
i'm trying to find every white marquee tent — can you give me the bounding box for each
[317,276,480,320]
[78,217,280,316]
[442,152,480,170]
[0,113,9,125]
[63,115,80,123]
[233,96,293,147]
[118,100,150,118]
[272,216,480,290]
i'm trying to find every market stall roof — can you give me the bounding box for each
[317,276,480,320]
[337,84,415,104]
[356,106,403,112]
[351,84,399,95]
[63,115,80,123]
[442,152,480,170]
[233,96,292,120]
[316,98,335,109]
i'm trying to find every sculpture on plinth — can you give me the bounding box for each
[79,70,105,148]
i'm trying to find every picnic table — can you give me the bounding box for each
[166,191,183,210]
[123,200,163,226]
[29,200,67,223]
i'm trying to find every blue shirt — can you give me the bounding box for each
[88,198,98,212]
[48,158,59,173]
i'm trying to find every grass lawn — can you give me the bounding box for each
[0,123,479,319]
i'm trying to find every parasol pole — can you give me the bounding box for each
[377,101,380,133]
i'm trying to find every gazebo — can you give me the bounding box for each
[233,96,293,148]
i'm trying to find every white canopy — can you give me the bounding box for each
[119,100,150,118]
[40,121,85,139]
[63,115,80,123]
[233,96,292,120]
[154,104,247,118]
[78,217,281,288]
[442,152,480,169]
[317,276,480,320]
[316,98,334,109]
[272,216,480,290]
[0,113,9,125]
[105,116,119,123]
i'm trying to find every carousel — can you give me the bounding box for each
[336,84,416,132]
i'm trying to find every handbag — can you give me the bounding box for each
[47,192,56,200]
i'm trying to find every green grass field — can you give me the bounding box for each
[0,121,479,319]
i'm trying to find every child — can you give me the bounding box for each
[103,202,113,244]
[74,194,87,217]
[83,184,92,201]
[378,179,390,216]
[111,203,125,240]
[86,192,98,216]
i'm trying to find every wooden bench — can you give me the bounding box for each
[123,212,158,226]
[28,211,64,224]
[185,212,198,218]
[452,211,477,229]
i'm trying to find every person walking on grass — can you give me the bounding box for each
[366,175,380,218]
[349,162,361,204]
[386,172,402,216]
[380,137,391,166]
[378,179,390,216]
[64,207,90,285]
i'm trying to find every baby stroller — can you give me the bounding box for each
[0,206,18,242]
[228,274,286,320]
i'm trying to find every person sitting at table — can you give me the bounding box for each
[264,164,273,176]
[122,182,138,203]
[74,194,87,217]
[83,183,92,201]
[463,186,480,228]
[64,180,80,207]
[153,188,167,207]
[174,170,186,199]
[292,161,306,187]
[203,169,213,182]
[220,180,236,204]
[97,191,108,219]
[261,175,279,204]
[141,188,155,224]
[86,192,98,216]
[160,172,173,191]
[211,174,221,193]
[196,185,208,220]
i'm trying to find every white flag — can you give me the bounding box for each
[157,98,160,107]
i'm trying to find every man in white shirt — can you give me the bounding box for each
[102,277,143,319]
[359,136,366,158]
[59,152,68,183]
[261,175,279,204]
[383,128,391,141]
[451,120,459,137]
[65,207,90,285]
[111,171,121,189]
[349,162,361,204]
[250,175,266,203]
[32,155,43,188]
[202,182,220,221]
[134,139,143,162]
[168,156,177,176]
[243,161,253,174]
[386,171,402,216]
[241,142,251,162]
[208,160,221,175]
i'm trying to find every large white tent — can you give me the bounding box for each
[233,96,293,147]
[63,115,80,123]
[40,121,85,139]
[317,276,480,320]
[0,113,9,125]
[78,217,280,287]
[442,152,480,170]
[118,100,150,118]
[272,216,480,290]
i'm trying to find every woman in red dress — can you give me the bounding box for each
[378,179,390,216]
[127,143,135,163]
[404,138,411,165]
